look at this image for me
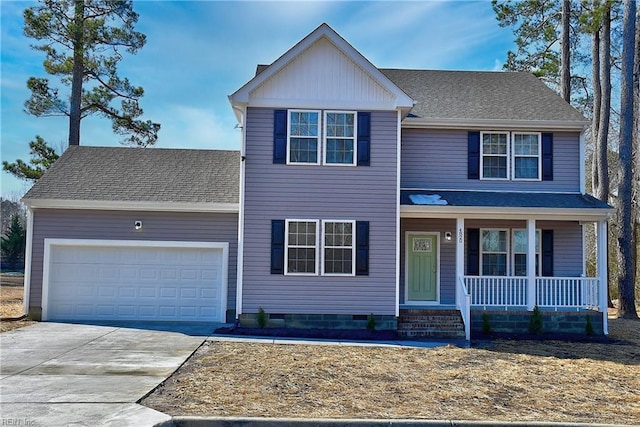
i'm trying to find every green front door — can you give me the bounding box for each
[407,234,438,302]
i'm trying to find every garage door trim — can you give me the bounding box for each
[42,238,229,321]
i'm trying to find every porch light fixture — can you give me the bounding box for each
[444,232,452,241]
[134,220,143,230]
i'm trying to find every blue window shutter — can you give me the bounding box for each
[357,112,371,166]
[542,133,553,181]
[542,230,554,277]
[468,132,480,179]
[271,220,285,274]
[356,221,369,275]
[273,110,287,164]
[467,228,480,275]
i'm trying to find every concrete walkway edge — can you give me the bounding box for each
[158,417,638,427]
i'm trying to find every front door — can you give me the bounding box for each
[407,233,438,302]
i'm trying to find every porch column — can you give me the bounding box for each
[456,218,465,286]
[597,220,609,335]
[526,219,536,310]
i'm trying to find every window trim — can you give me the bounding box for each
[321,219,356,276]
[322,111,358,167]
[286,110,321,166]
[512,132,542,181]
[480,131,510,181]
[480,228,509,276]
[512,229,542,276]
[284,219,319,276]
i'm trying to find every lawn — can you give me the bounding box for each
[0,273,35,332]
[142,315,640,424]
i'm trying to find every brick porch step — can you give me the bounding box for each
[398,308,466,338]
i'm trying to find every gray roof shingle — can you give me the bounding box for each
[23,146,240,204]
[380,69,587,123]
[401,190,611,210]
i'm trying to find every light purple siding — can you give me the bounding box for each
[401,129,581,192]
[28,209,238,313]
[242,108,398,316]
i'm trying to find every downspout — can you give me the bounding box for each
[395,110,401,317]
[234,104,247,321]
[22,207,34,318]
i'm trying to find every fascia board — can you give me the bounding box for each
[22,199,239,213]
[400,205,613,221]
[401,118,589,131]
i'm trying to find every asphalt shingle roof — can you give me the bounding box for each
[380,69,587,123]
[23,146,240,204]
[401,190,611,210]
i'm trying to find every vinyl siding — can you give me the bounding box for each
[242,108,398,316]
[401,129,581,192]
[28,210,238,311]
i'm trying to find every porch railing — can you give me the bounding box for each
[456,275,471,340]
[464,276,600,310]
[465,276,528,307]
[536,277,599,310]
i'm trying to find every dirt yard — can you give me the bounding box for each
[142,315,640,424]
[0,274,35,332]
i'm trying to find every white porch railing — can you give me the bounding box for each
[465,276,528,307]
[456,275,471,340]
[536,277,600,310]
[464,276,600,310]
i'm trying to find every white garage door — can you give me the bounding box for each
[44,241,227,322]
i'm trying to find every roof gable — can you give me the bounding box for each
[229,23,414,113]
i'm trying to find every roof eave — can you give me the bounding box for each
[22,199,240,213]
[401,118,589,131]
[400,205,613,221]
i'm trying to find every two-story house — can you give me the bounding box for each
[22,24,612,339]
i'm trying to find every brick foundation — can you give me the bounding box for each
[239,313,397,330]
[470,309,604,336]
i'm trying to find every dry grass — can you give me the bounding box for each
[0,274,35,332]
[143,315,640,424]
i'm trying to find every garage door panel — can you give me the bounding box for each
[47,244,226,322]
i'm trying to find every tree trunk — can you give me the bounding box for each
[561,0,571,102]
[591,16,601,195]
[596,3,611,203]
[68,0,84,146]
[617,0,638,319]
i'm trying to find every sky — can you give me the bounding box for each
[0,0,516,199]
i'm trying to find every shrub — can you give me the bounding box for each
[585,315,594,336]
[367,313,376,332]
[482,312,492,335]
[256,307,267,329]
[529,305,543,334]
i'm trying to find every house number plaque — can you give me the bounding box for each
[412,238,432,252]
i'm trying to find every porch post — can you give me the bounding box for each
[456,218,465,287]
[526,219,536,310]
[597,220,609,335]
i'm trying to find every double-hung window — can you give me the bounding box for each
[481,229,508,276]
[481,132,509,179]
[512,133,541,180]
[288,110,320,164]
[324,112,356,165]
[322,220,355,275]
[285,220,319,275]
[480,131,542,180]
[512,230,541,276]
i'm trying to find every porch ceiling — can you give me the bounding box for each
[400,190,613,221]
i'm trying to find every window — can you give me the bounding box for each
[322,220,355,275]
[513,133,541,180]
[285,220,318,274]
[324,112,356,165]
[288,110,320,164]
[481,229,508,276]
[481,132,509,179]
[513,230,541,276]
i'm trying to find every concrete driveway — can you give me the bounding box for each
[0,322,212,427]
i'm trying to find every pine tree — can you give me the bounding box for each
[1,215,26,271]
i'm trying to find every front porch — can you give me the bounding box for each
[399,190,613,340]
